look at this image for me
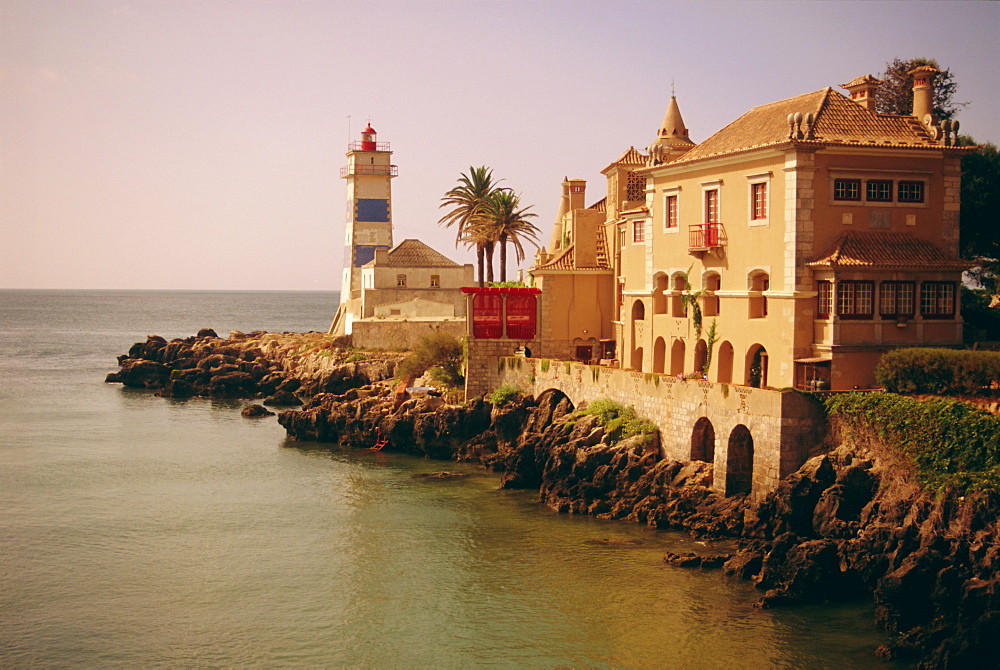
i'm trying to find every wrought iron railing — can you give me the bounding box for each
[340,165,399,177]
[689,222,722,250]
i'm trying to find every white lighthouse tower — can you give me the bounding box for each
[330,123,398,335]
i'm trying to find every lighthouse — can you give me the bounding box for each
[331,124,398,334]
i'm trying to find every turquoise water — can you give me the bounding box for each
[0,290,904,667]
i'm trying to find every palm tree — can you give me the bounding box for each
[438,166,501,286]
[484,189,540,282]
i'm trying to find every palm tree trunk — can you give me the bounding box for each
[477,243,485,287]
[485,241,495,284]
[499,233,508,282]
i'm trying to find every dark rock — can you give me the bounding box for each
[196,328,218,338]
[264,390,302,407]
[242,404,275,418]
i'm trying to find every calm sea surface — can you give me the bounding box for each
[0,290,905,668]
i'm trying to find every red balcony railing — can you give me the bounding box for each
[340,164,399,177]
[348,141,391,152]
[689,222,722,250]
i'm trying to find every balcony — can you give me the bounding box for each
[689,222,723,251]
[340,164,399,178]
[348,140,391,152]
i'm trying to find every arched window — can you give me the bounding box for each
[671,273,687,318]
[652,274,668,315]
[702,272,721,317]
[631,300,646,321]
[691,417,716,466]
[693,339,708,378]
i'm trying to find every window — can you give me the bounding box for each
[866,180,892,202]
[618,225,626,248]
[626,172,645,202]
[749,273,769,319]
[834,179,861,201]
[817,281,833,318]
[898,181,925,203]
[751,182,767,220]
[704,189,719,223]
[921,282,955,319]
[396,274,407,287]
[665,195,678,229]
[430,274,440,288]
[879,281,915,317]
[633,220,645,243]
[838,280,874,319]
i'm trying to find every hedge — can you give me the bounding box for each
[875,348,1000,395]
[825,391,1000,494]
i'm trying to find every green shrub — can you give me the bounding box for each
[876,348,1000,395]
[576,398,658,446]
[395,332,465,388]
[826,391,1000,494]
[486,383,522,406]
[345,353,366,363]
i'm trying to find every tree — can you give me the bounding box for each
[960,140,1000,288]
[483,189,540,282]
[873,57,966,119]
[395,331,465,388]
[438,166,501,286]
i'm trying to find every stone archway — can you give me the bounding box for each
[726,424,754,496]
[693,339,708,378]
[745,344,768,388]
[631,346,644,371]
[691,416,716,466]
[716,341,734,383]
[670,339,685,375]
[653,337,667,374]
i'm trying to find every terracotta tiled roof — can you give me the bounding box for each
[807,232,970,270]
[534,226,611,272]
[841,74,881,88]
[381,239,461,267]
[670,88,939,166]
[603,146,647,173]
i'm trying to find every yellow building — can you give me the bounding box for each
[532,68,973,390]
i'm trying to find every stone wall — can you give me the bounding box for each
[486,357,825,498]
[465,340,540,399]
[350,318,467,350]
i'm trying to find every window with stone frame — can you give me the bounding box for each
[920,281,955,319]
[633,220,645,243]
[879,281,915,317]
[430,274,440,288]
[817,280,833,318]
[834,178,861,201]
[751,182,767,220]
[898,181,925,203]
[665,195,678,229]
[838,280,874,319]
[866,180,892,202]
[396,274,407,287]
[704,189,719,223]
[626,172,645,202]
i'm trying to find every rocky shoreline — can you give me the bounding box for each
[107,333,1000,668]
[279,384,1000,668]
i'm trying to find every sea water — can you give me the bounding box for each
[0,290,907,668]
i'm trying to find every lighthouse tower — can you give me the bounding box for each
[331,124,398,334]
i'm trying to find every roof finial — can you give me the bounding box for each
[671,79,676,97]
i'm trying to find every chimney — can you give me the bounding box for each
[840,74,881,112]
[567,179,586,211]
[909,65,939,124]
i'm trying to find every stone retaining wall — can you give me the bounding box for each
[488,357,825,498]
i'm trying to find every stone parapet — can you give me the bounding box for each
[486,357,824,498]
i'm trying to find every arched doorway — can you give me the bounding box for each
[691,417,716,465]
[670,339,685,375]
[745,344,768,388]
[693,339,708,378]
[716,341,734,383]
[653,337,666,374]
[726,424,754,496]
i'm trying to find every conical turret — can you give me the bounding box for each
[657,95,693,146]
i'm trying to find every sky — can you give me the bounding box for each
[2,0,998,291]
